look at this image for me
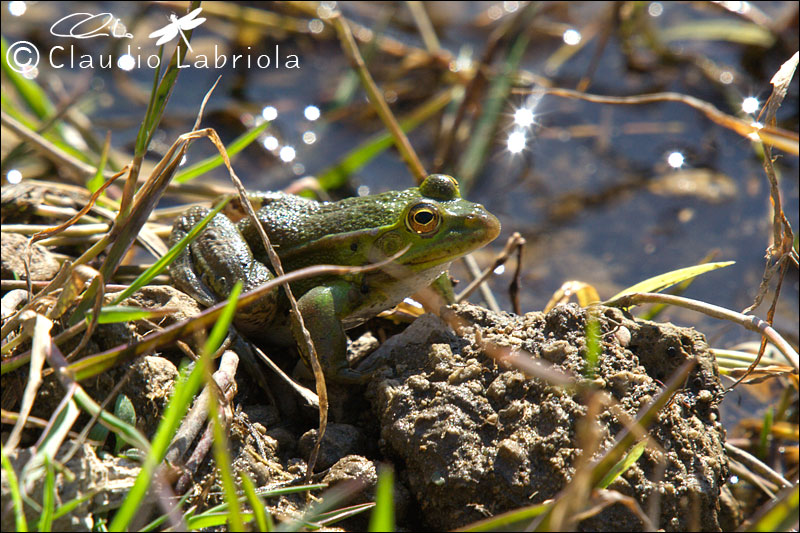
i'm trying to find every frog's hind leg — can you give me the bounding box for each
[169,206,278,330]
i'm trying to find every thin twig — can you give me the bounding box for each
[511,87,799,155]
[733,53,798,388]
[456,232,525,304]
[0,110,110,180]
[331,13,428,183]
[724,442,793,490]
[603,292,799,369]
[462,255,500,313]
[406,1,440,54]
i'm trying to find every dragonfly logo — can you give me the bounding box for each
[148,7,206,52]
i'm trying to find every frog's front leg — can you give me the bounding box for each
[293,281,367,383]
[169,206,278,334]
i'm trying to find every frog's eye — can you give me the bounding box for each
[406,202,441,236]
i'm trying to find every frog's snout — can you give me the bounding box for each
[465,205,501,243]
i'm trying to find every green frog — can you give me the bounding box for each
[169,174,500,382]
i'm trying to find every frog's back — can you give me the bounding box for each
[240,189,417,255]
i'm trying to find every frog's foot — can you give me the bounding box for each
[329,367,372,384]
[292,359,371,385]
[168,206,219,307]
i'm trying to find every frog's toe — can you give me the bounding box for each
[331,367,371,384]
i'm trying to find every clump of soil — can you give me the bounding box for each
[364,303,736,531]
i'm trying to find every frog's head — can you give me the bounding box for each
[369,174,501,272]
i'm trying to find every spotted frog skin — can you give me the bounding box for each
[169,174,500,382]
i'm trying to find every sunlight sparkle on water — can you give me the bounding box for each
[261,106,278,121]
[514,108,535,128]
[648,3,663,17]
[741,97,759,114]
[667,151,685,168]
[748,121,763,141]
[304,105,321,121]
[403,298,423,309]
[118,54,135,71]
[22,65,38,79]
[494,265,505,275]
[279,146,296,162]
[7,169,22,184]
[9,1,26,16]
[263,136,279,151]
[308,19,324,34]
[507,131,527,154]
[722,1,751,14]
[563,29,582,46]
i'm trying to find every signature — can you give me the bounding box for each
[50,13,133,39]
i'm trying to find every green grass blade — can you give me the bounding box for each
[198,483,327,518]
[317,503,375,525]
[71,386,150,452]
[204,281,241,355]
[37,457,56,532]
[1,450,28,532]
[746,484,799,532]
[174,121,271,183]
[0,90,41,129]
[241,473,273,532]
[660,20,774,47]
[589,360,695,489]
[139,491,193,532]
[639,252,722,321]
[369,466,395,532]
[87,132,112,193]
[607,261,734,302]
[758,407,773,461]
[584,315,601,379]
[205,337,245,532]
[187,513,255,529]
[1,36,56,120]
[458,501,551,531]
[597,440,646,489]
[110,361,206,529]
[26,396,80,479]
[456,3,540,192]
[109,361,205,530]
[134,46,165,157]
[52,493,95,521]
[88,305,177,325]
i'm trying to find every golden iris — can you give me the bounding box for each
[406,203,440,235]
